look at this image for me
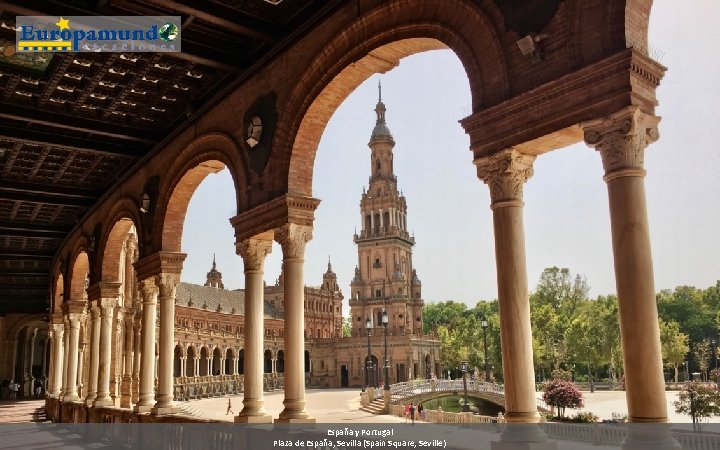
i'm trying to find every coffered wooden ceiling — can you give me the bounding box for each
[0,0,346,314]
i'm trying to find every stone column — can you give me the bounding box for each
[582,107,667,422]
[134,279,157,413]
[153,273,180,415]
[220,357,226,376]
[232,357,238,376]
[94,299,115,407]
[85,306,100,405]
[121,318,133,408]
[275,224,314,423]
[110,308,124,405]
[475,149,539,423]
[49,323,64,397]
[63,313,83,402]
[60,318,70,398]
[180,357,186,378]
[132,312,141,404]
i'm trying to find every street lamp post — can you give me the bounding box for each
[365,317,372,390]
[713,339,719,388]
[481,317,489,382]
[460,360,469,412]
[382,310,389,390]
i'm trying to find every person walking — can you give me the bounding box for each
[10,380,18,399]
[226,398,234,415]
[409,402,416,424]
[404,402,410,423]
[418,402,425,421]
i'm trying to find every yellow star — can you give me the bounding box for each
[56,17,70,31]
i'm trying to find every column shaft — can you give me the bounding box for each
[476,149,539,424]
[94,302,114,406]
[583,107,666,422]
[236,238,273,423]
[49,324,64,397]
[134,280,157,413]
[132,314,141,404]
[85,307,100,405]
[153,273,179,414]
[63,315,82,401]
[121,319,133,408]
[275,225,314,422]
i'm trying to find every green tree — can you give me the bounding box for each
[542,379,584,418]
[693,340,711,381]
[342,315,351,338]
[659,319,690,382]
[423,301,468,333]
[674,382,720,431]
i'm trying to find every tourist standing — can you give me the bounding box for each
[409,402,416,424]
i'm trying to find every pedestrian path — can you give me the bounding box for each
[0,399,48,423]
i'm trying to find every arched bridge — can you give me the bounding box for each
[388,380,549,411]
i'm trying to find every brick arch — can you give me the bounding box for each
[52,273,64,314]
[274,0,506,197]
[96,198,141,281]
[153,132,246,253]
[67,249,90,303]
[4,314,47,340]
[98,218,137,284]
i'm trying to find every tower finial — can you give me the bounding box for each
[378,77,382,102]
[212,253,216,270]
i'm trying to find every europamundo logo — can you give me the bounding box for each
[16,16,181,53]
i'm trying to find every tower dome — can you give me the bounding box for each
[370,80,394,142]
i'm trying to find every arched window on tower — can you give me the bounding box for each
[376,159,381,174]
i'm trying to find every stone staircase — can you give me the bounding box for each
[360,398,387,415]
[173,402,206,419]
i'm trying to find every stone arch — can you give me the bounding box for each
[187,345,196,377]
[276,349,285,373]
[174,344,183,377]
[277,0,506,196]
[67,250,90,303]
[263,349,272,374]
[212,347,222,375]
[224,347,234,375]
[153,133,246,253]
[238,348,244,375]
[199,346,210,376]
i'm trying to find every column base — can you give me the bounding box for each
[93,397,114,408]
[151,405,177,415]
[63,394,80,402]
[274,417,316,424]
[133,404,153,413]
[235,414,273,423]
[383,389,391,413]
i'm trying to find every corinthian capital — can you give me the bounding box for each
[138,277,158,305]
[274,224,313,259]
[236,238,273,271]
[582,106,660,178]
[155,272,180,300]
[474,149,536,205]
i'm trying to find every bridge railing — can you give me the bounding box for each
[389,380,551,413]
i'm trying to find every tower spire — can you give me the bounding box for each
[212,253,216,270]
[378,78,382,102]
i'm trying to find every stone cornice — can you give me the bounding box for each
[61,300,87,315]
[230,194,320,243]
[460,48,666,158]
[133,251,187,281]
[86,281,123,302]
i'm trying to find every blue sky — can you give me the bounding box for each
[180,0,720,312]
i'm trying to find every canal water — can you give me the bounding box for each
[421,395,504,416]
